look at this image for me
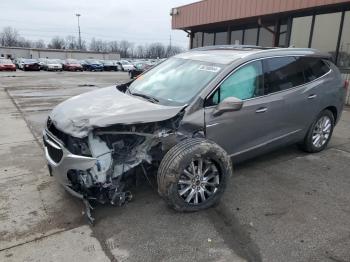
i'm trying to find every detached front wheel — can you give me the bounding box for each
[157,138,232,212]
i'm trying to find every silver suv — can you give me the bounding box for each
[43,46,347,223]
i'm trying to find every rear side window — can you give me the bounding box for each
[300,57,330,82]
[263,57,305,94]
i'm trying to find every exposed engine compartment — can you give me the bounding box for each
[61,115,184,223]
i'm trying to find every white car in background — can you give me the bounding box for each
[117,60,135,71]
[42,59,63,71]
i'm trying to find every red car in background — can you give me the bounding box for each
[63,59,83,71]
[0,59,16,71]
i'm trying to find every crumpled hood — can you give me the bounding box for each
[49,86,183,138]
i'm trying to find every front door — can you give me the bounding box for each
[204,60,281,157]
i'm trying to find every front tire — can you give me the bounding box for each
[157,138,232,212]
[300,109,335,153]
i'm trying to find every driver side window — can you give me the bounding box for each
[211,60,264,105]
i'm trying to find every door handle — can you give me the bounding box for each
[308,94,317,99]
[256,107,267,113]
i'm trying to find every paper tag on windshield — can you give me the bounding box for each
[198,65,221,73]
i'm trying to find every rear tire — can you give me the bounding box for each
[300,109,335,153]
[157,138,232,212]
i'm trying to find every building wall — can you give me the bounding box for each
[172,0,350,29]
[188,7,350,73]
[0,47,120,60]
[0,47,29,59]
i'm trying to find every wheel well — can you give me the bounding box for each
[325,106,338,121]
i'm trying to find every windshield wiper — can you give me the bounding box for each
[130,92,159,104]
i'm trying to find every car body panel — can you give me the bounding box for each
[0,59,16,71]
[49,86,184,138]
[19,59,40,71]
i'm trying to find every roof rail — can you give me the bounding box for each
[192,45,275,51]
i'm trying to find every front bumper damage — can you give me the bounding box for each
[43,130,102,223]
[43,130,97,191]
[43,118,181,224]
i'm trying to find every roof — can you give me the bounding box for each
[174,45,330,64]
[172,0,350,30]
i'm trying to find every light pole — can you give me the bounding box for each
[76,14,82,49]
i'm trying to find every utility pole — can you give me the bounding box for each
[76,14,82,49]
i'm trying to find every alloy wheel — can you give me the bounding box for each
[312,116,332,148]
[177,158,220,205]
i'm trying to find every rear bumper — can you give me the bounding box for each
[43,129,97,186]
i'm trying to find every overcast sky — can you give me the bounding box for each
[0,0,193,47]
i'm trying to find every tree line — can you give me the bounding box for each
[0,26,185,58]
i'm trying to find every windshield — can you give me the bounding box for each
[128,57,223,106]
[88,60,101,64]
[0,59,13,64]
[67,59,79,63]
[24,59,37,63]
[103,61,114,65]
[47,59,61,64]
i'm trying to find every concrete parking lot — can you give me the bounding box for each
[0,71,350,262]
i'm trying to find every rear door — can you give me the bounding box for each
[262,56,308,142]
[299,57,333,124]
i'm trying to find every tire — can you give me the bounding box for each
[157,138,232,212]
[300,109,335,153]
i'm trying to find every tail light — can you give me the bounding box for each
[345,80,349,90]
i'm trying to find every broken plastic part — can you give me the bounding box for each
[83,198,95,225]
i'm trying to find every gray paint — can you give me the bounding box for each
[49,86,183,138]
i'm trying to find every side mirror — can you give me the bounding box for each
[213,97,243,116]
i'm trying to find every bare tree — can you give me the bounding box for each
[80,39,87,51]
[0,26,20,46]
[108,41,119,53]
[119,40,131,58]
[147,43,166,58]
[65,35,78,50]
[136,45,145,58]
[89,38,109,52]
[17,37,32,48]
[48,36,66,49]
[33,39,46,48]
[0,26,186,58]
[165,45,183,58]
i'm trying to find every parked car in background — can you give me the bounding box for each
[0,58,16,71]
[43,46,346,223]
[79,60,87,68]
[117,60,135,71]
[37,58,47,70]
[82,59,104,71]
[17,58,40,71]
[101,60,118,71]
[42,59,63,71]
[129,61,153,79]
[63,59,83,71]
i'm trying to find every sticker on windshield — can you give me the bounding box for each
[198,65,221,73]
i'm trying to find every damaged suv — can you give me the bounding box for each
[43,46,346,223]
